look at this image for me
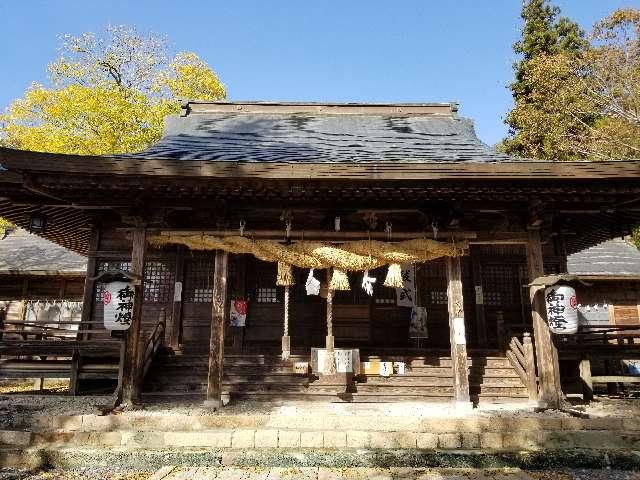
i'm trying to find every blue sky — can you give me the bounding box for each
[0,1,637,146]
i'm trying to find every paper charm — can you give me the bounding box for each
[305,269,321,295]
[362,270,376,296]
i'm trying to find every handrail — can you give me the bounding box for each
[505,332,537,401]
[142,308,166,380]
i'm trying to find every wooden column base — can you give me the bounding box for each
[281,335,291,360]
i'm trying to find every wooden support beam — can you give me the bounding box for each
[169,246,185,349]
[68,351,80,397]
[78,226,99,342]
[446,256,471,407]
[159,229,476,241]
[121,227,146,405]
[206,250,228,409]
[526,229,563,409]
[522,333,538,401]
[580,355,594,401]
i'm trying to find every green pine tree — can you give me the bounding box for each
[501,0,588,158]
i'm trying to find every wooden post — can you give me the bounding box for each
[526,228,562,408]
[121,227,146,405]
[446,256,471,407]
[580,354,593,401]
[206,250,228,408]
[70,226,100,396]
[78,226,100,341]
[170,246,185,349]
[68,351,80,397]
[522,332,538,401]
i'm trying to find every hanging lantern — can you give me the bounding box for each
[329,269,350,291]
[383,263,404,288]
[544,285,578,334]
[276,262,295,286]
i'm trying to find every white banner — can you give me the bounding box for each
[396,264,416,307]
[103,281,134,331]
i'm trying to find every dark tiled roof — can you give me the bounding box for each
[0,228,87,274]
[125,104,513,163]
[567,238,640,277]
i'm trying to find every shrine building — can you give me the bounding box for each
[1,101,640,408]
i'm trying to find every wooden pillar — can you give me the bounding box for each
[121,227,146,405]
[169,246,185,349]
[206,250,228,408]
[78,226,100,341]
[579,354,593,401]
[526,229,562,408]
[446,256,471,407]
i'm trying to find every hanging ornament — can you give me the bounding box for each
[385,221,392,241]
[305,269,321,296]
[334,217,341,232]
[239,219,246,237]
[432,219,439,239]
[329,269,350,291]
[282,286,291,360]
[384,263,404,288]
[276,262,295,286]
[362,270,376,296]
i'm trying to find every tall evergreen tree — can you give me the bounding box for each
[501,0,588,158]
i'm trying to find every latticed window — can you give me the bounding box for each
[429,291,448,305]
[482,264,516,306]
[250,260,282,303]
[256,287,278,303]
[184,256,214,303]
[418,260,447,306]
[143,261,174,303]
[94,260,132,302]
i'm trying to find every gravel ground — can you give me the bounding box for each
[1,468,640,480]
[2,375,640,423]
[2,392,639,420]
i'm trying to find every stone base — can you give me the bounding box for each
[453,401,474,413]
[203,399,222,410]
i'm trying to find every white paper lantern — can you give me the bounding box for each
[103,281,135,331]
[544,285,578,334]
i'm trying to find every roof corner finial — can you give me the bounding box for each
[450,102,460,115]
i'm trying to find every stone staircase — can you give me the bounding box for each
[142,349,529,403]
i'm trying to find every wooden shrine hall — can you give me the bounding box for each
[1,100,640,409]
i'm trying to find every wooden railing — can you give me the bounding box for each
[556,324,640,400]
[142,308,166,380]
[506,332,537,401]
[557,324,640,350]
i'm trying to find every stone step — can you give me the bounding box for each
[1,417,637,453]
[13,413,622,434]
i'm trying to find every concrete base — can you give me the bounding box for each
[203,399,222,410]
[453,401,474,413]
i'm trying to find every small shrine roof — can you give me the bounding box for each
[567,238,640,278]
[0,228,86,275]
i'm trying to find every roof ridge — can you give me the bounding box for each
[180,100,459,117]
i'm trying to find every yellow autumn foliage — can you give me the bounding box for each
[0,25,226,155]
